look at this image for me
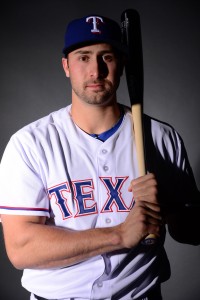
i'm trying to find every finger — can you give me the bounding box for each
[132,177,157,193]
[128,173,156,192]
[132,173,156,186]
[130,176,157,195]
[145,212,163,224]
[133,184,158,197]
[134,201,161,220]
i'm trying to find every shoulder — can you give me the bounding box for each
[3,105,73,159]
[10,105,72,142]
[122,104,180,142]
[18,105,71,133]
[144,113,178,134]
[122,104,184,164]
[143,114,187,170]
[143,114,183,148]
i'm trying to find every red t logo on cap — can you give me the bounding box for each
[86,16,104,34]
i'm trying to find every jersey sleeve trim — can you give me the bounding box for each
[0,206,49,213]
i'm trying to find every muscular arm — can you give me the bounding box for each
[1,173,161,270]
[1,214,122,269]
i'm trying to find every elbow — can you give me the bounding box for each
[4,238,32,269]
[6,249,27,270]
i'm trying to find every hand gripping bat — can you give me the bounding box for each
[121,9,156,245]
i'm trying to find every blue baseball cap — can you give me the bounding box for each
[63,14,127,55]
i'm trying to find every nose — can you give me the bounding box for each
[89,57,108,79]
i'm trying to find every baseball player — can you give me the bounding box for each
[0,14,199,300]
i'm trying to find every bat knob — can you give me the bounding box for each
[141,234,157,246]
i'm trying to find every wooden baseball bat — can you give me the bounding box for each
[121,9,156,245]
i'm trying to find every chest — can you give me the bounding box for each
[39,127,139,228]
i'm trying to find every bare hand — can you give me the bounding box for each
[119,173,162,248]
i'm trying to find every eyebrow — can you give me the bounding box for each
[73,50,92,55]
[73,49,115,55]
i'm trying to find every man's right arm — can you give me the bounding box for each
[1,173,161,270]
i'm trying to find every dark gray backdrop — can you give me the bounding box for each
[0,0,200,299]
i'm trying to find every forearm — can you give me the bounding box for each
[2,217,122,270]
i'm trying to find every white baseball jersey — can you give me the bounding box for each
[0,104,196,299]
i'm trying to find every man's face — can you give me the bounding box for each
[62,43,123,106]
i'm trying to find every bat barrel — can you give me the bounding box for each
[121,9,144,106]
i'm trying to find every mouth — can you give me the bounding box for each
[85,82,105,91]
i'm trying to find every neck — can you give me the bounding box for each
[71,99,121,135]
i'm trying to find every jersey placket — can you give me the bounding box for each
[90,141,116,299]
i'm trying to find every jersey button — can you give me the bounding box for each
[103,165,109,171]
[102,149,107,154]
[97,282,103,288]
[106,218,111,224]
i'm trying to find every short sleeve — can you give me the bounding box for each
[0,134,50,217]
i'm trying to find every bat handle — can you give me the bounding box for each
[132,104,146,176]
[132,104,157,245]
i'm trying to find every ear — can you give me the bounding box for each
[62,58,70,77]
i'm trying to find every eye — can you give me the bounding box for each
[102,54,115,63]
[79,55,90,62]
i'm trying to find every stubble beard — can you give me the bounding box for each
[72,79,118,106]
